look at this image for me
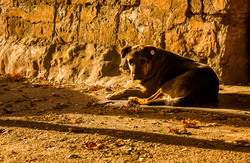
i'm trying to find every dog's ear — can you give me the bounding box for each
[121,46,132,58]
[143,46,158,56]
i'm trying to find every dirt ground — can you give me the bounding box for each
[0,74,249,162]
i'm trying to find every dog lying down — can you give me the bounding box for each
[106,45,219,106]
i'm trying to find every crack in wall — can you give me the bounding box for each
[52,3,58,40]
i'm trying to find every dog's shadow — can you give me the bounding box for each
[217,93,250,111]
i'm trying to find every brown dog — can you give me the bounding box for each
[106,45,219,106]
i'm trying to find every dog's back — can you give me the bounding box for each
[148,50,219,106]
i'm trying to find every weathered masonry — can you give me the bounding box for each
[0,0,249,85]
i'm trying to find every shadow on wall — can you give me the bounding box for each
[248,6,250,82]
[221,0,250,84]
[99,48,121,77]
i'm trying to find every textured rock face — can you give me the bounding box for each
[0,0,249,85]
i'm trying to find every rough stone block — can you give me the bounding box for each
[79,5,119,45]
[141,0,171,11]
[6,5,55,23]
[5,4,55,42]
[118,10,140,46]
[184,20,217,56]
[28,5,55,23]
[7,15,53,42]
[121,0,140,6]
[0,0,14,7]
[80,3,97,23]
[11,0,56,5]
[203,0,228,14]
[71,0,96,4]
[0,15,8,37]
[165,19,218,62]
[168,0,188,26]
[6,8,27,18]
[189,0,202,14]
[7,17,29,40]
[30,23,53,40]
[164,28,186,54]
[55,4,80,43]
[118,6,164,47]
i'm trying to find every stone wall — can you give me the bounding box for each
[0,0,249,85]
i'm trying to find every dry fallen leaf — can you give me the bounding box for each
[85,141,98,150]
[105,87,112,92]
[208,123,219,127]
[74,118,85,124]
[118,115,124,119]
[25,135,32,138]
[52,93,60,97]
[121,104,140,115]
[69,154,81,159]
[15,98,28,103]
[168,127,191,135]
[88,84,100,91]
[230,129,238,132]
[3,72,24,81]
[181,118,200,128]
[0,129,6,133]
[121,105,130,114]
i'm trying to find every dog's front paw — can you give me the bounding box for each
[129,97,148,105]
[128,97,143,104]
[128,97,138,103]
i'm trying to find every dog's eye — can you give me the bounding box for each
[140,59,147,65]
[129,59,134,65]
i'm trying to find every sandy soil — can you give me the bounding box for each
[0,75,249,162]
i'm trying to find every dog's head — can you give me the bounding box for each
[121,45,158,80]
